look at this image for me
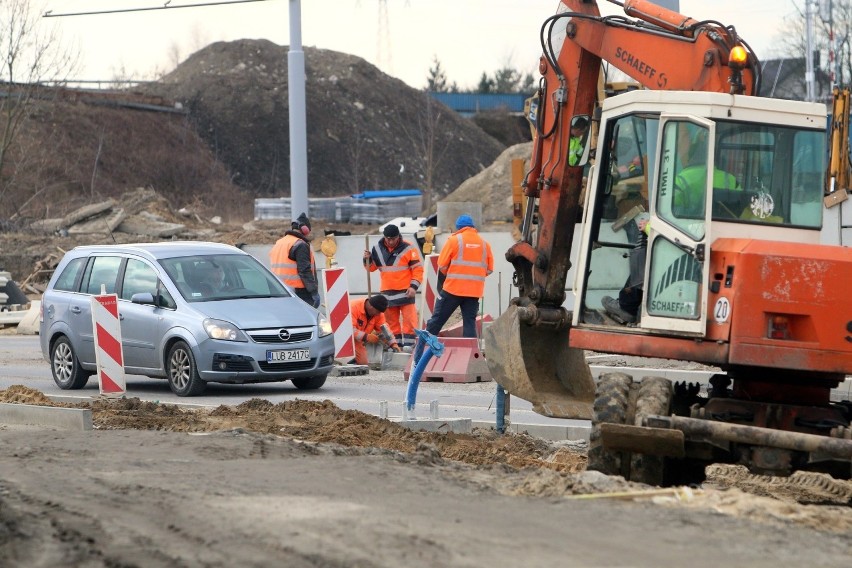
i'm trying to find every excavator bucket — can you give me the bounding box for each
[484,305,595,419]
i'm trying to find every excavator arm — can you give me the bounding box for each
[488,0,760,418]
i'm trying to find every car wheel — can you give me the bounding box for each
[291,374,327,390]
[50,336,90,390]
[166,341,206,397]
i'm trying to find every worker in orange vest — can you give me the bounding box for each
[425,214,493,338]
[363,224,424,350]
[350,294,400,365]
[269,212,319,307]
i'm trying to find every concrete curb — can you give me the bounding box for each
[0,402,92,431]
[472,420,590,442]
[393,417,472,434]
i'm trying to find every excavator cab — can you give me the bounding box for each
[574,93,826,341]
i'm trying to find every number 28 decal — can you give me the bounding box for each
[713,297,730,323]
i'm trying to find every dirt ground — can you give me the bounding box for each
[0,385,850,566]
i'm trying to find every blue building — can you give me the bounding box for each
[428,92,528,117]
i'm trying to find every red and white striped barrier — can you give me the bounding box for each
[419,254,440,328]
[321,267,355,360]
[90,293,126,396]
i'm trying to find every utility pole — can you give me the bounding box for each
[819,0,839,88]
[806,0,816,102]
[288,0,309,221]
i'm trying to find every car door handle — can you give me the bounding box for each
[70,306,82,314]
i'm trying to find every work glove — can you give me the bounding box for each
[311,293,321,308]
[365,333,380,344]
[391,344,402,353]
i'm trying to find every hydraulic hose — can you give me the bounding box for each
[405,329,445,416]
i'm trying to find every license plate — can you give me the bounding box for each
[266,349,310,363]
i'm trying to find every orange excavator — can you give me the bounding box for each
[485,0,852,485]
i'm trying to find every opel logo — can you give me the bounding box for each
[278,329,291,341]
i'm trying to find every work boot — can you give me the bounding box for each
[602,296,636,324]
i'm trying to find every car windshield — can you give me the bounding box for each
[159,253,291,302]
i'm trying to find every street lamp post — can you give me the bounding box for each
[288,0,309,222]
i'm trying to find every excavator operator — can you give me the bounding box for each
[568,117,590,166]
[673,127,739,218]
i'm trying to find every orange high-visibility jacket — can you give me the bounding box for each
[438,227,493,298]
[350,298,388,343]
[270,234,315,289]
[368,239,423,306]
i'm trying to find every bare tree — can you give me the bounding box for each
[166,41,183,73]
[815,0,852,86]
[771,1,852,89]
[0,0,77,205]
[398,96,452,214]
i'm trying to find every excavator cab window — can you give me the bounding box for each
[708,122,825,227]
[659,120,709,240]
[568,115,592,167]
[579,112,658,322]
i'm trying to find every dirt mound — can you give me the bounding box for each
[444,142,532,223]
[3,92,244,224]
[0,385,53,406]
[3,40,516,245]
[88,396,586,473]
[143,40,506,201]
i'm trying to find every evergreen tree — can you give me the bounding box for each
[426,56,449,92]
[476,72,495,93]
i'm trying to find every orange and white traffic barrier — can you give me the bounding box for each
[321,267,355,361]
[419,254,440,328]
[91,292,126,396]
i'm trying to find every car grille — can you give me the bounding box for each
[248,328,313,344]
[212,354,254,372]
[258,359,316,372]
[219,360,254,372]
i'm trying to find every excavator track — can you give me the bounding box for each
[705,464,852,505]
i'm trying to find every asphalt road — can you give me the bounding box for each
[6,334,849,429]
[0,334,586,430]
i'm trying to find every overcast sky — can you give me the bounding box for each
[44,0,798,89]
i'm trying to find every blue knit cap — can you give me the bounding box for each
[455,214,475,230]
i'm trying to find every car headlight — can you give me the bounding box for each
[203,318,248,342]
[318,315,333,337]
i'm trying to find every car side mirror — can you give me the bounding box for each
[131,292,156,306]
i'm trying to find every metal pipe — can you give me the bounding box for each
[496,385,506,434]
[646,415,852,460]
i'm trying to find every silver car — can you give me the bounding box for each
[39,242,335,396]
